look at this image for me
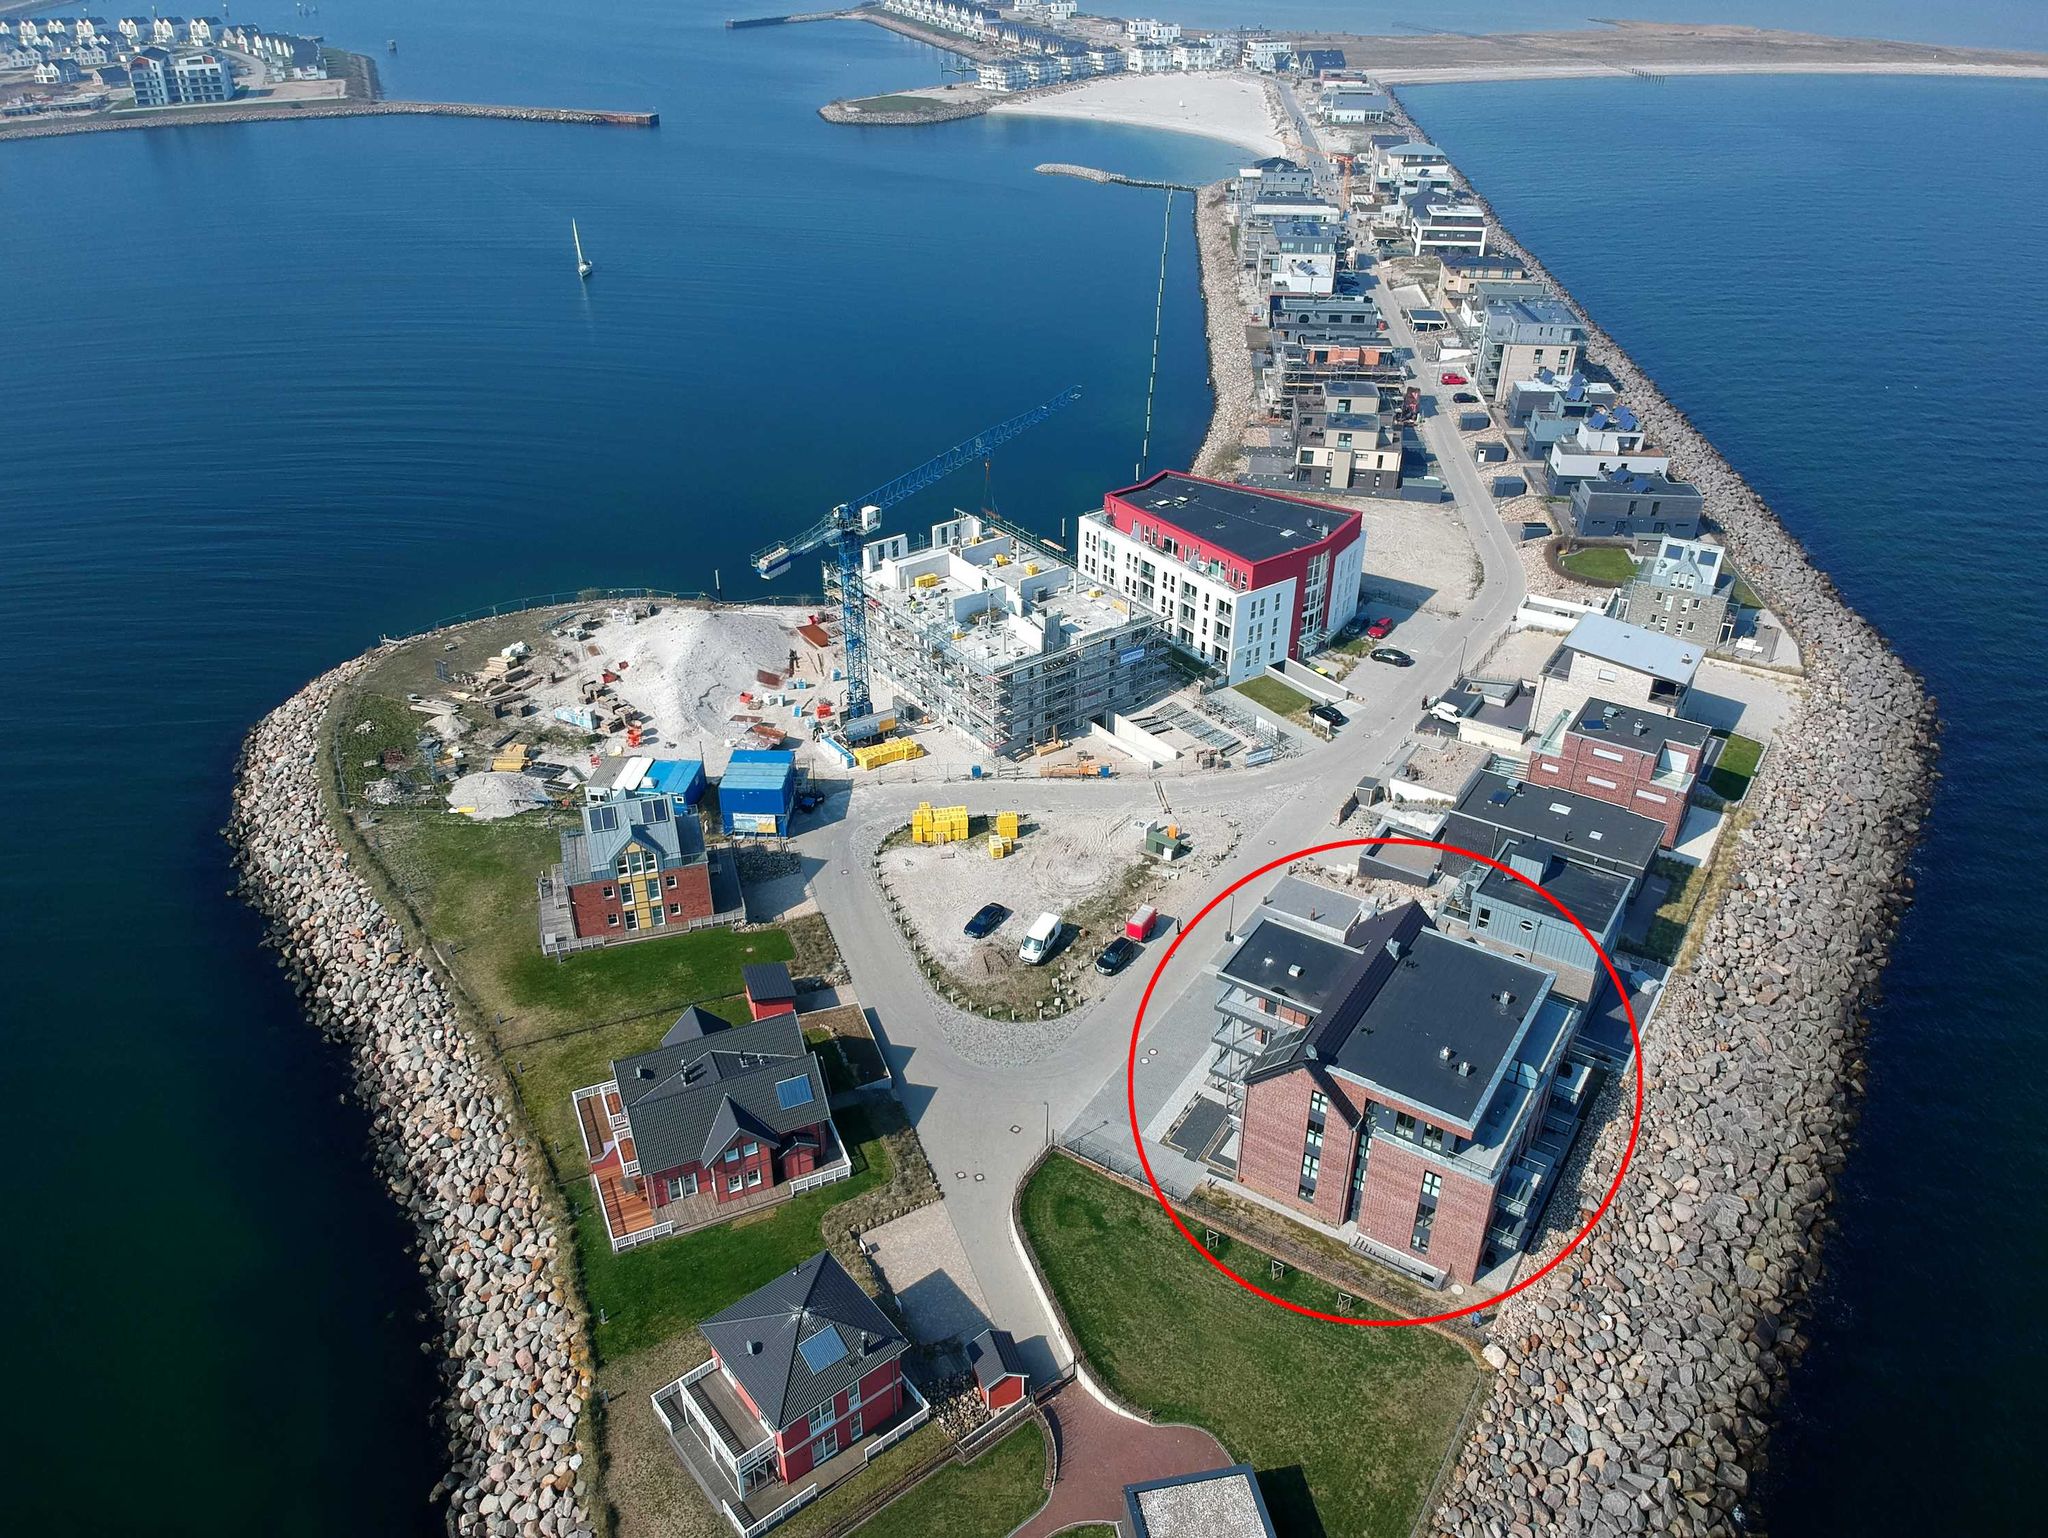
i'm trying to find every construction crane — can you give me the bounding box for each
[750,385,1083,723]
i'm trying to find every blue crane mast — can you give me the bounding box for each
[750,385,1082,723]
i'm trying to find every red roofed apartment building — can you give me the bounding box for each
[1080,471,1364,684]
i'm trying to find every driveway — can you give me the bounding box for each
[1011,1382,1232,1538]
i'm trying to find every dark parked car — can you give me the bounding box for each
[1370,646,1415,667]
[963,903,1010,938]
[1308,702,1348,728]
[1095,936,1140,975]
[1452,391,1481,405]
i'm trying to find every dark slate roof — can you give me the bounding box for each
[1443,772,1662,881]
[1474,839,1633,934]
[1111,471,1356,565]
[967,1328,1025,1390]
[1245,903,1431,1079]
[612,1011,828,1178]
[701,1252,907,1432]
[1568,697,1710,756]
[1329,930,1551,1126]
[1218,920,1357,1014]
[742,962,796,1005]
[660,1005,728,1047]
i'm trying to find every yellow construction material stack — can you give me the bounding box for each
[995,811,1021,842]
[911,802,969,843]
[987,835,1013,859]
[913,572,941,589]
[490,743,530,773]
[852,738,925,771]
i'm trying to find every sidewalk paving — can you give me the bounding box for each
[1012,1383,1232,1538]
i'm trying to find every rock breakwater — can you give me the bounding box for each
[1381,95,1938,1536]
[230,659,595,1538]
[1192,181,1255,479]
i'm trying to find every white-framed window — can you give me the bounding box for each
[746,1168,763,1188]
[809,1400,833,1434]
[726,1175,743,1195]
[724,1147,741,1164]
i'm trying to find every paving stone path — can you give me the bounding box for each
[1011,1382,1231,1538]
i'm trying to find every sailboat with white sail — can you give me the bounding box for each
[573,220,594,280]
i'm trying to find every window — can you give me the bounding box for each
[1394,1112,1416,1141]
[1298,1151,1321,1200]
[669,903,682,915]
[1308,1091,1328,1120]
[847,1412,862,1442]
[746,1167,763,1188]
[665,875,677,889]
[1422,1124,1444,1152]
[606,913,620,928]
[623,911,638,932]
[724,1147,741,1164]
[1422,1172,1442,1198]
[1412,1172,1442,1253]
[601,885,614,900]
[663,1176,685,1203]
[726,1175,743,1195]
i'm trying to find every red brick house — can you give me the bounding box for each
[546,794,735,951]
[1526,696,1709,848]
[1227,904,1583,1285]
[574,1007,848,1251]
[654,1253,923,1511]
[967,1328,1027,1413]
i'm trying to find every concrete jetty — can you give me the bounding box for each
[0,99,657,145]
[1035,163,1199,193]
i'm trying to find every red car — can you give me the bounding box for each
[1365,616,1395,640]
[1439,371,1468,386]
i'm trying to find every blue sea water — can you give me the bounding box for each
[1403,73,2048,1531]
[1,4,2043,1534]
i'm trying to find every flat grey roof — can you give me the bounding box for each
[1562,613,1703,685]
[1444,771,1663,879]
[1569,697,1710,755]
[1112,472,1355,565]
[1474,840,1633,934]
[1330,930,1551,1127]
[1218,918,1356,1013]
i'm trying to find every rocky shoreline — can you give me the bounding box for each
[1366,96,1940,1536]
[229,658,595,1538]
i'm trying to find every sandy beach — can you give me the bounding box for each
[992,73,1286,159]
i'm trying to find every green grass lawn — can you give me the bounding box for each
[850,1420,1047,1538]
[1020,1156,1479,1538]
[1233,675,1313,720]
[1634,856,1704,966]
[366,808,794,1045]
[333,691,429,802]
[770,1423,950,1538]
[1559,545,1638,584]
[578,1104,890,1360]
[1707,732,1764,801]
[1730,575,1763,610]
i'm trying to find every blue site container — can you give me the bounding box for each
[720,750,797,835]
[648,759,705,808]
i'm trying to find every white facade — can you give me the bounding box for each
[1078,515,1293,682]
[1126,19,1183,44]
[1243,38,1293,71]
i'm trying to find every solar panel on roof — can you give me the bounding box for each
[797,1327,848,1375]
[591,804,618,832]
[1488,789,1514,806]
[775,1075,814,1110]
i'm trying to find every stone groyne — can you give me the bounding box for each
[230,659,595,1538]
[0,99,656,145]
[1370,97,1939,1536]
[1190,179,1255,479]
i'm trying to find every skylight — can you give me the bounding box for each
[775,1075,815,1111]
[797,1327,848,1375]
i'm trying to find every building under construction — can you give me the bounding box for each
[858,513,1171,758]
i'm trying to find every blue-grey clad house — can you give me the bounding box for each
[1567,468,1706,540]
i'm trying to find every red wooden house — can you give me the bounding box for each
[656,1253,915,1507]
[967,1328,1027,1413]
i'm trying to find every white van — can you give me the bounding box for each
[1019,911,1063,966]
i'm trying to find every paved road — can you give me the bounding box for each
[792,94,1527,1386]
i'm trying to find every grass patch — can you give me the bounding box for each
[578,1104,890,1360]
[1633,855,1705,966]
[1559,545,1637,584]
[1233,675,1313,721]
[1020,1155,1478,1538]
[1730,575,1763,610]
[363,808,792,1045]
[1706,732,1764,802]
[772,1423,951,1538]
[334,691,429,802]
[850,1420,1047,1538]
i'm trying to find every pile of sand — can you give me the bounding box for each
[447,771,549,821]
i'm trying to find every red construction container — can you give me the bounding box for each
[1126,905,1157,942]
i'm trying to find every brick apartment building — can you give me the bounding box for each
[1080,471,1364,683]
[1219,893,1584,1284]
[1527,698,1710,848]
